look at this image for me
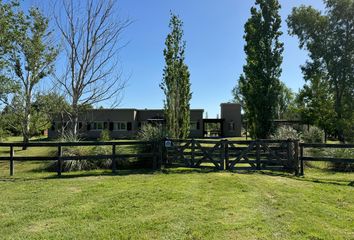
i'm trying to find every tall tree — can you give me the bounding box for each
[287,0,354,142]
[236,0,284,139]
[276,82,295,119]
[54,0,130,137]
[0,2,58,147]
[296,74,336,136]
[160,13,192,139]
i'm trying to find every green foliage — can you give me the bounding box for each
[160,13,192,139]
[237,0,284,139]
[327,148,354,172]
[276,82,296,119]
[137,124,165,142]
[135,124,165,168]
[99,129,111,142]
[46,133,112,172]
[0,2,58,144]
[302,126,324,143]
[295,75,336,135]
[287,0,354,142]
[0,116,11,142]
[271,126,301,140]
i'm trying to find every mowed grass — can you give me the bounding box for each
[0,136,353,239]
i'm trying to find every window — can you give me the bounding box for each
[91,122,104,131]
[228,121,235,131]
[113,122,127,131]
[190,121,198,130]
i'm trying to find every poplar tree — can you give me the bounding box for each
[160,13,192,139]
[237,0,284,139]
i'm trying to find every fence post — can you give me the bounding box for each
[57,145,62,177]
[112,144,117,174]
[191,139,195,167]
[294,140,299,176]
[256,140,261,170]
[152,142,157,170]
[224,140,229,171]
[158,140,163,170]
[286,139,293,172]
[10,146,14,176]
[300,144,304,176]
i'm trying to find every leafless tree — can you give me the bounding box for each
[54,0,130,137]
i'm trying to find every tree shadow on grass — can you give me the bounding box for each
[44,169,157,179]
[256,170,353,187]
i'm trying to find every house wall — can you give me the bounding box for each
[220,103,242,137]
[48,108,205,139]
[189,110,204,138]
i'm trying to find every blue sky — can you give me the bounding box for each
[25,0,325,117]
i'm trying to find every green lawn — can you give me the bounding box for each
[0,161,353,239]
[0,136,353,239]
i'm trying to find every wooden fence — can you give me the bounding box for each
[2,139,353,177]
[299,143,354,175]
[164,139,299,174]
[0,141,160,176]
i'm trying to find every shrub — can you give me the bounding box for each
[99,129,111,141]
[271,126,301,140]
[137,124,166,142]
[302,126,324,143]
[0,128,10,142]
[135,124,166,168]
[46,132,113,172]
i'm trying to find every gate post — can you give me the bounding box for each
[112,144,117,173]
[300,144,304,176]
[10,146,14,176]
[294,140,299,176]
[57,145,62,177]
[191,139,195,167]
[256,140,261,170]
[224,140,229,170]
[286,139,294,173]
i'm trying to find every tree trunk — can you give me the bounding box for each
[22,90,31,150]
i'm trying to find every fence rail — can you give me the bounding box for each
[0,141,160,176]
[2,140,353,177]
[299,143,354,175]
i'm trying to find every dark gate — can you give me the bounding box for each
[164,139,299,174]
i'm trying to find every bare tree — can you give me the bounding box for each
[54,0,130,137]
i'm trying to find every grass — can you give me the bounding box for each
[0,136,353,239]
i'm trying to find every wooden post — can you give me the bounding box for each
[158,140,163,170]
[300,144,304,176]
[191,139,195,167]
[256,140,261,170]
[287,139,293,172]
[224,140,229,170]
[152,142,157,170]
[10,146,14,176]
[112,144,117,174]
[294,140,299,176]
[57,145,62,176]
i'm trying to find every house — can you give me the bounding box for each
[48,103,242,139]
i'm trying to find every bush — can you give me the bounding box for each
[135,124,165,168]
[0,128,10,142]
[136,124,166,142]
[46,132,113,172]
[99,129,111,141]
[271,126,301,140]
[302,126,324,143]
